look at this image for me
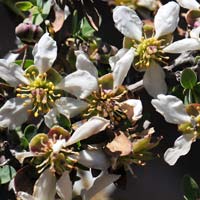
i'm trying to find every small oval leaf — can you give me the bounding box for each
[16,1,33,11]
[181,68,197,89]
[0,165,16,184]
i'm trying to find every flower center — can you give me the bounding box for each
[84,85,127,125]
[134,37,168,71]
[16,71,61,117]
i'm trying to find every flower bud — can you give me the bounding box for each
[15,23,44,44]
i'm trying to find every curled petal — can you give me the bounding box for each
[113,6,143,41]
[164,134,194,165]
[112,47,135,89]
[33,33,57,73]
[78,149,110,170]
[65,117,110,146]
[176,0,200,10]
[120,99,143,121]
[0,98,30,129]
[154,1,180,38]
[163,38,200,53]
[143,64,167,98]
[33,168,56,200]
[75,50,98,78]
[109,48,129,70]
[56,171,72,200]
[56,70,98,99]
[0,60,29,87]
[151,94,191,124]
[82,171,120,200]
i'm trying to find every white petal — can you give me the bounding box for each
[137,0,157,10]
[120,99,143,121]
[56,171,72,200]
[112,47,135,89]
[4,52,19,64]
[143,64,167,98]
[163,38,200,53]
[164,134,194,165]
[109,48,129,70]
[75,50,98,78]
[65,117,110,146]
[0,98,30,129]
[0,60,29,87]
[82,171,120,200]
[17,192,34,200]
[33,168,56,200]
[151,94,191,124]
[78,149,110,170]
[15,151,35,164]
[44,97,88,128]
[154,1,180,38]
[33,33,57,73]
[64,5,70,19]
[176,0,200,10]
[190,27,200,39]
[56,70,98,99]
[44,108,59,128]
[113,6,143,41]
[56,97,88,118]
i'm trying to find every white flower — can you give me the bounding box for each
[164,26,200,53]
[45,49,143,127]
[111,2,180,97]
[17,168,72,200]
[151,94,198,165]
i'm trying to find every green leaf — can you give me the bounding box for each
[24,124,38,142]
[56,114,71,132]
[32,13,43,25]
[15,59,34,69]
[183,175,200,200]
[81,17,95,38]
[20,136,29,149]
[181,69,197,89]
[42,0,52,16]
[16,1,33,11]
[0,165,16,184]
[72,10,79,35]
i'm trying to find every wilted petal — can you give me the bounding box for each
[17,192,34,200]
[78,149,110,170]
[65,117,109,146]
[0,60,29,87]
[75,50,98,78]
[33,168,56,200]
[82,171,120,200]
[109,48,129,70]
[33,33,57,73]
[176,0,200,10]
[154,1,180,38]
[112,47,135,89]
[56,171,72,200]
[143,64,167,98]
[0,98,30,129]
[113,6,143,41]
[164,134,194,165]
[120,99,143,121]
[151,94,191,124]
[56,70,98,99]
[163,38,200,53]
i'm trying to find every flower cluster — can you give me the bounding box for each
[1,0,200,199]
